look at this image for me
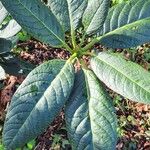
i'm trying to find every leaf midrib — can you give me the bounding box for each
[95,55,150,99]
[102,17,150,37]
[84,70,116,146]
[17,0,65,46]
[8,63,69,147]
[66,0,74,32]
[86,0,103,32]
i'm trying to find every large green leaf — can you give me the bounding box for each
[82,0,110,35]
[97,0,150,48]
[48,0,87,32]
[65,69,117,150]
[91,52,150,104]
[3,60,75,149]
[0,20,21,38]
[0,1,8,24]
[65,70,92,149]
[1,0,65,47]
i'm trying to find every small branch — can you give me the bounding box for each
[67,52,78,63]
[79,32,86,47]
[62,42,73,54]
[81,51,96,57]
[82,36,102,52]
[71,28,77,49]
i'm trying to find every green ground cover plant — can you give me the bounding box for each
[1,0,150,149]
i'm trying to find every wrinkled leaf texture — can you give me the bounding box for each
[65,69,117,150]
[91,52,150,104]
[98,0,150,48]
[82,0,110,35]
[1,0,65,47]
[48,0,87,32]
[3,60,75,149]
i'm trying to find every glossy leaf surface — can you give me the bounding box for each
[65,70,117,150]
[91,52,150,104]
[3,60,75,149]
[1,0,65,47]
[98,0,150,48]
[48,0,87,31]
[82,0,110,35]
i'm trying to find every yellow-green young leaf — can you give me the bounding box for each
[91,52,150,104]
[65,70,117,150]
[3,60,75,149]
[82,0,110,35]
[97,0,150,48]
[1,0,65,47]
[48,0,87,32]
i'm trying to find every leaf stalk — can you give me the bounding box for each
[82,36,102,52]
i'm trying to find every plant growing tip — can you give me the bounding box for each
[67,53,78,63]
[1,0,150,149]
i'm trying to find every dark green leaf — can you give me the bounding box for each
[65,70,93,149]
[91,52,150,104]
[48,0,87,32]
[0,53,35,75]
[98,0,150,48]
[65,69,117,150]
[82,0,110,35]
[3,60,75,149]
[0,38,12,53]
[0,36,19,54]
[1,0,65,47]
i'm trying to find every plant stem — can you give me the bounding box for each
[67,52,77,63]
[71,28,77,49]
[81,51,96,57]
[82,36,102,52]
[79,32,86,47]
[62,42,73,54]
